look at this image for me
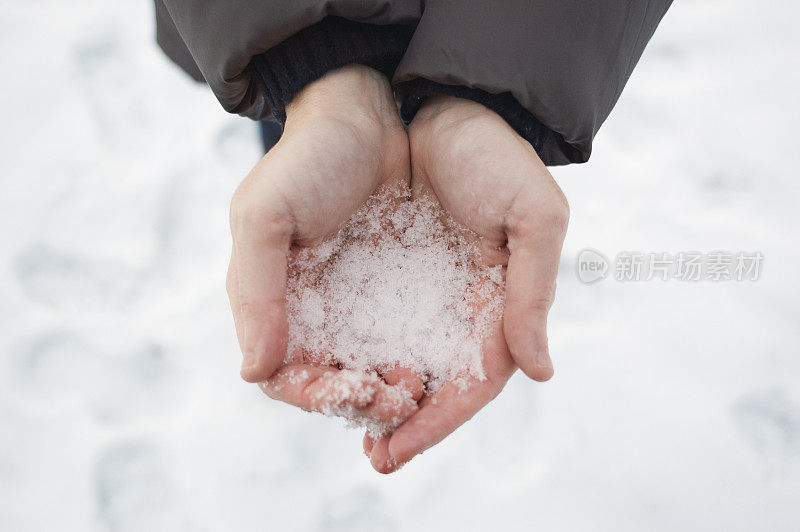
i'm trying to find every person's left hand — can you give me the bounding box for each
[364,95,570,473]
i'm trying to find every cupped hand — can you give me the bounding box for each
[227,65,422,423]
[365,96,570,472]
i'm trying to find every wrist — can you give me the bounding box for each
[401,80,553,161]
[285,65,400,132]
[409,96,506,165]
[412,95,492,137]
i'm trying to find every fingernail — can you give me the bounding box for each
[241,350,257,370]
[535,350,553,371]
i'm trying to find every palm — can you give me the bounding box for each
[411,102,565,249]
[244,114,408,248]
[364,97,569,473]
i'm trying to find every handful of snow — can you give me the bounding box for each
[285,184,504,433]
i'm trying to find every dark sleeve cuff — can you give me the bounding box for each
[397,78,552,158]
[251,17,413,123]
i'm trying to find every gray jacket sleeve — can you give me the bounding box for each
[156,0,420,117]
[394,0,673,165]
[155,0,672,165]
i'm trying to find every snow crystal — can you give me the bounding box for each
[286,182,505,431]
[312,370,416,438]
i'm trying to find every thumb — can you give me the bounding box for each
[503,199,568,381]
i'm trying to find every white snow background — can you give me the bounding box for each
[1,1,799,530]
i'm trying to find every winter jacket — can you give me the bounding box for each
[154,0,672,166]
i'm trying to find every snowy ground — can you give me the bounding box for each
[1,1,799,530]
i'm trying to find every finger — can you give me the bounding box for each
[503,192,568,381]
[363,433,375,455]
[367,381,419,423]
[382,366,425,402]
[387,325,516,464]
[260,365,373,410]
[369,434,399,474]
[260,366,418,425]
[230,201,293,383]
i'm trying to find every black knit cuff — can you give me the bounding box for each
[252,17,413,123]
[398,79,551,157]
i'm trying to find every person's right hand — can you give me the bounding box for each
[227,65,422,424]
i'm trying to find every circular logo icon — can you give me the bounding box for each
[576,248,609,284]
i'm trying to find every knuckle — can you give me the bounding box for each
[527,297,553,312]
[543,193,570,232]
[229,188,263,228]
[507,193,569,240]
[507,293,552,314]
[229,188,293,241]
